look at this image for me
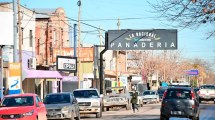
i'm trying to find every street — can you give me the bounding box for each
[81,102,215,120]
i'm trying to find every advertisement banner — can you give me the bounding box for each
[56,56,77,72]
[9,63,21,94]
[0,12,13,45]
[120,76,128,87]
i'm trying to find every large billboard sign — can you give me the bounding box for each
[107,29,177,50]
[9,63,21,94]
[56,56,77,72]
[0,12,13,45]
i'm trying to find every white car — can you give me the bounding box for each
[199,85,215,103]
[142,90,159,104]
[73,88,102,118]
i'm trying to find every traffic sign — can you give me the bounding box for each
[186,70,199,75]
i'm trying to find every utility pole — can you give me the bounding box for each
[0,45,4,100]
[116,18,120,86]
[74,24,77,76]
[13,0,17,62]
[99,26,103,52]
[77,0,81,88]
[18,0,22,93]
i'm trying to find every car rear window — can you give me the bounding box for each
[200,85,215,89]
[165,89,191,99]
[143,91,155,95]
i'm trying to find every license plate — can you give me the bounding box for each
[171,111,182,115]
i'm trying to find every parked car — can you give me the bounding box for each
[73,88,102,118]
[198,85,215,103]
[142,90,159,104]
[0,93,47,120]
[44,92,80,120]
[160,87,200,120]
[103,87,131,111]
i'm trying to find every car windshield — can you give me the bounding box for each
[143,91,155,95]
[200,85,215,89]
[44,94,70,104]
[2,96,34,107]
[74,90,99,98]
[165,89,191,99]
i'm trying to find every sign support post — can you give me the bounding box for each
[0,45,4,100]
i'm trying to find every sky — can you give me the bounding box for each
[2,0,215,69]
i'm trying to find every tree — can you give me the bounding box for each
[148,0,215,38]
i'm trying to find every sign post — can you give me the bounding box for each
[0,46,4,99]
[8,63,21,94]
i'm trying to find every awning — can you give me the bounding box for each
[25,70,62,79]
[105,70,116,78]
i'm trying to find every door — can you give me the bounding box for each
[71,95,79,117]
[36,96,46,120]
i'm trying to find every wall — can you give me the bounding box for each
[35,8,69,66]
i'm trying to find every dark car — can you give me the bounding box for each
[160,87,200,120]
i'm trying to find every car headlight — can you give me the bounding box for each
[92,102,99,107]
[62,106,70,112]
[23,110,34,116]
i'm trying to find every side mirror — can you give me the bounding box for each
[100,94,103,98]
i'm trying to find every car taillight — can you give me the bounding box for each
[163,90,167,99]
[191,91,195,100]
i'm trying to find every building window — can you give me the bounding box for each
[29,30,33,47]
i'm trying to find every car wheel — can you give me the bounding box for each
[160,115,169,120]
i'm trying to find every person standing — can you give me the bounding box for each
[131,90,139,113]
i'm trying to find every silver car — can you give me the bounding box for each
[142,90,159,104]
[44,92,80,120]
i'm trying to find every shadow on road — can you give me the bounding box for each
[81,114,160,120]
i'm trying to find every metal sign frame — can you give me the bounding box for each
[56,56,77,72]
[106,29,178,50]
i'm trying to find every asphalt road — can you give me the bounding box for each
[81,102,215,120]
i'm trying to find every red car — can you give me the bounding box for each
[0,93,47,120]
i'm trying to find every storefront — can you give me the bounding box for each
[23,70,62,99]
[62,76,78,92]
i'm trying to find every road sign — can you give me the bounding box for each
[186,70,199,75]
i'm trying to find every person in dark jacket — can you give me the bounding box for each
[131,90,139,113]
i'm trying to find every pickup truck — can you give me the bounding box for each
[198,85,215,103]
[102,86,131,111]
[73,88,102,118]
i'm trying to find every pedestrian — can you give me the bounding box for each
[131,90,139,113]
